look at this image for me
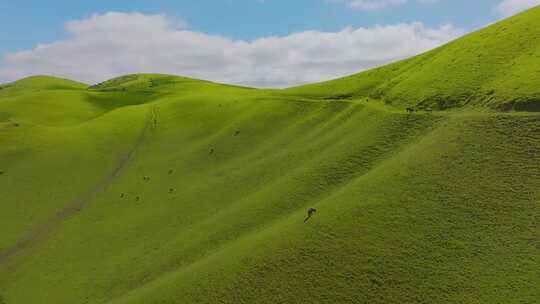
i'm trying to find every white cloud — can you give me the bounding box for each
[337,0,407,11]
[0,12,464,88]
[328,0,438,11]
[495,0,540,17]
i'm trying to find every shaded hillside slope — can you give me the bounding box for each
[0,7,539,304]
[286,5,540,111]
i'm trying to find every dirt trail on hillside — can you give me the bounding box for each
[0,106,158,263]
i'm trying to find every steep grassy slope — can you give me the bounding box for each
[0,7,539,304]
[286,6,540,111]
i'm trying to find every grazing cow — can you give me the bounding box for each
[304,208,317,223]
[406,107,415,113]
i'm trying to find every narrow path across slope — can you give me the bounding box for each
[0,105,158,263]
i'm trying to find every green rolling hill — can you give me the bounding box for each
[0,6,539,304]
[286,6,540,112]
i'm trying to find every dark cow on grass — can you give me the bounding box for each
[304,208,317,223]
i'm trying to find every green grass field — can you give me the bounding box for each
[0,6,539,304]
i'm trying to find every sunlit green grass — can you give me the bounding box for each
[286,7,540,112]
[0,7,539,304]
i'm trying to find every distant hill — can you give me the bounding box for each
[1,75,88,91]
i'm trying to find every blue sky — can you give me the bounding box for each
[0,0,499,54]
[1,0,538,86]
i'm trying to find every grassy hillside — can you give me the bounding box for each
[0,7,539,304]
[286,6,540,112]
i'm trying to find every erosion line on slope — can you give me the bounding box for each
[0,105,158,263]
